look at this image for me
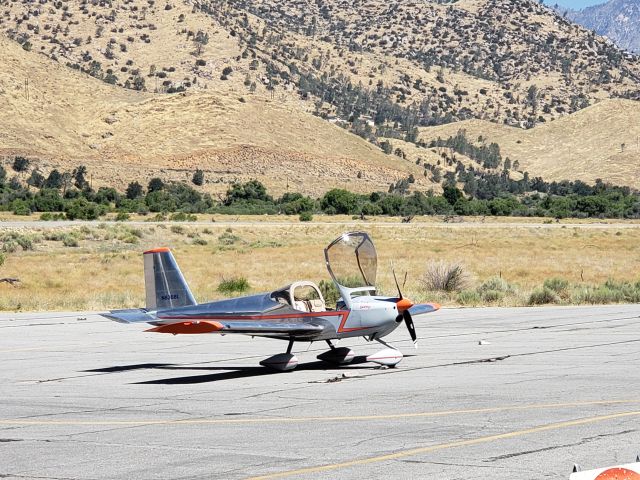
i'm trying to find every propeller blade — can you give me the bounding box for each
[391,263,402,299]
[403,310,418,348]
[408,303,441,316]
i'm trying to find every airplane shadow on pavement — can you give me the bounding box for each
[82,356,416,384]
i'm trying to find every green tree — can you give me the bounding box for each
[72,165,89,190]
[12,156,30,172]
[27,169,45,188]
[320,189,360,214]
[33,189,64,212]
[443,185,463,205]
[11,199,31,216]
[192,169,205,186]
[224,180,271,204]
[194,30,209,56]
[148,177,165,193]
[44,169,63,189]
[126,181,144,199]
[64,198,106,220]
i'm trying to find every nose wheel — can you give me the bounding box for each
[366,338,403,367]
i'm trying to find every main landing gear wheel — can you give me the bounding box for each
[317,340,355,365]
[260,339,298,372]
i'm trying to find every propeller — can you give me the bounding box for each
[403,309,418,346]
[392,265,418,348]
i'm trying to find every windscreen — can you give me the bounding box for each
[324,232,377,288]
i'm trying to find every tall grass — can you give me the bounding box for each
[421,261,469,292]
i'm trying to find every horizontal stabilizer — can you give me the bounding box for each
[101,309,156,324]
[408,303,441,316]
[146,321,223,334]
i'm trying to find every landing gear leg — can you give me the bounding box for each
[317,340,354,365]
[375,338,395,350]
[259,338,298,372]
[367,338,403,367]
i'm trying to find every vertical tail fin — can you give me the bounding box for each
[143,248,197,310]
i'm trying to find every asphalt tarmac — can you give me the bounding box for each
[1,305,640,479]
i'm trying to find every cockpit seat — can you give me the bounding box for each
[271,281,326,313]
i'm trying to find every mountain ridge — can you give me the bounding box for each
[564,0,640,53]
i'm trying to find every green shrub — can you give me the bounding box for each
[480,289,503,302]
[0,252,5,267]
[528,287,560,305]
[457,290,481,305]
[15,235,33,251]
[11,199,31,216]
[299,211,313,222]
[319,279,340,306]
[571,280,640,304]
[217,276,250,294]
[543,278,570,297]
[218,231,240,245]
[193,238,208,246]
[170,225,185,235]
[64,198,106,220]
[147,212,167,222]
[115,211,130,221]
[62,235,79,247]
[318,277,364,306]
[2,240,17,253]
[478,277,514,294]
[170,212,197,222]
[122,235,139,244]
[40,212,65,221]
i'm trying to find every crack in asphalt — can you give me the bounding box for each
[400,459,504,468]
[357,337,640,380]
[486,429,637,462]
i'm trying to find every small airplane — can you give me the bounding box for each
[102,231,440,371]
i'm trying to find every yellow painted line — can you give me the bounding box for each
[1,347,51,353]
[1,399,639,426]
[246,410,640,480]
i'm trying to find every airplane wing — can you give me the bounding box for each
[102,305,334,339]
[408,303,440,316]
[145,319,326,336]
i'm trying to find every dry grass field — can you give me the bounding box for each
[1,217,640,311]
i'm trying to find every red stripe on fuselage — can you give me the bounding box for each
[157,310,368,334]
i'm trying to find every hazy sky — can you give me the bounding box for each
[548,0,607,10]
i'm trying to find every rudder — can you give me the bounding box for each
[143,248,197,310]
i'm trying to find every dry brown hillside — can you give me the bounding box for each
[2,0,640,196]
[3,0,639,130]
[0,35,429,195]
[418,99,640,187]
